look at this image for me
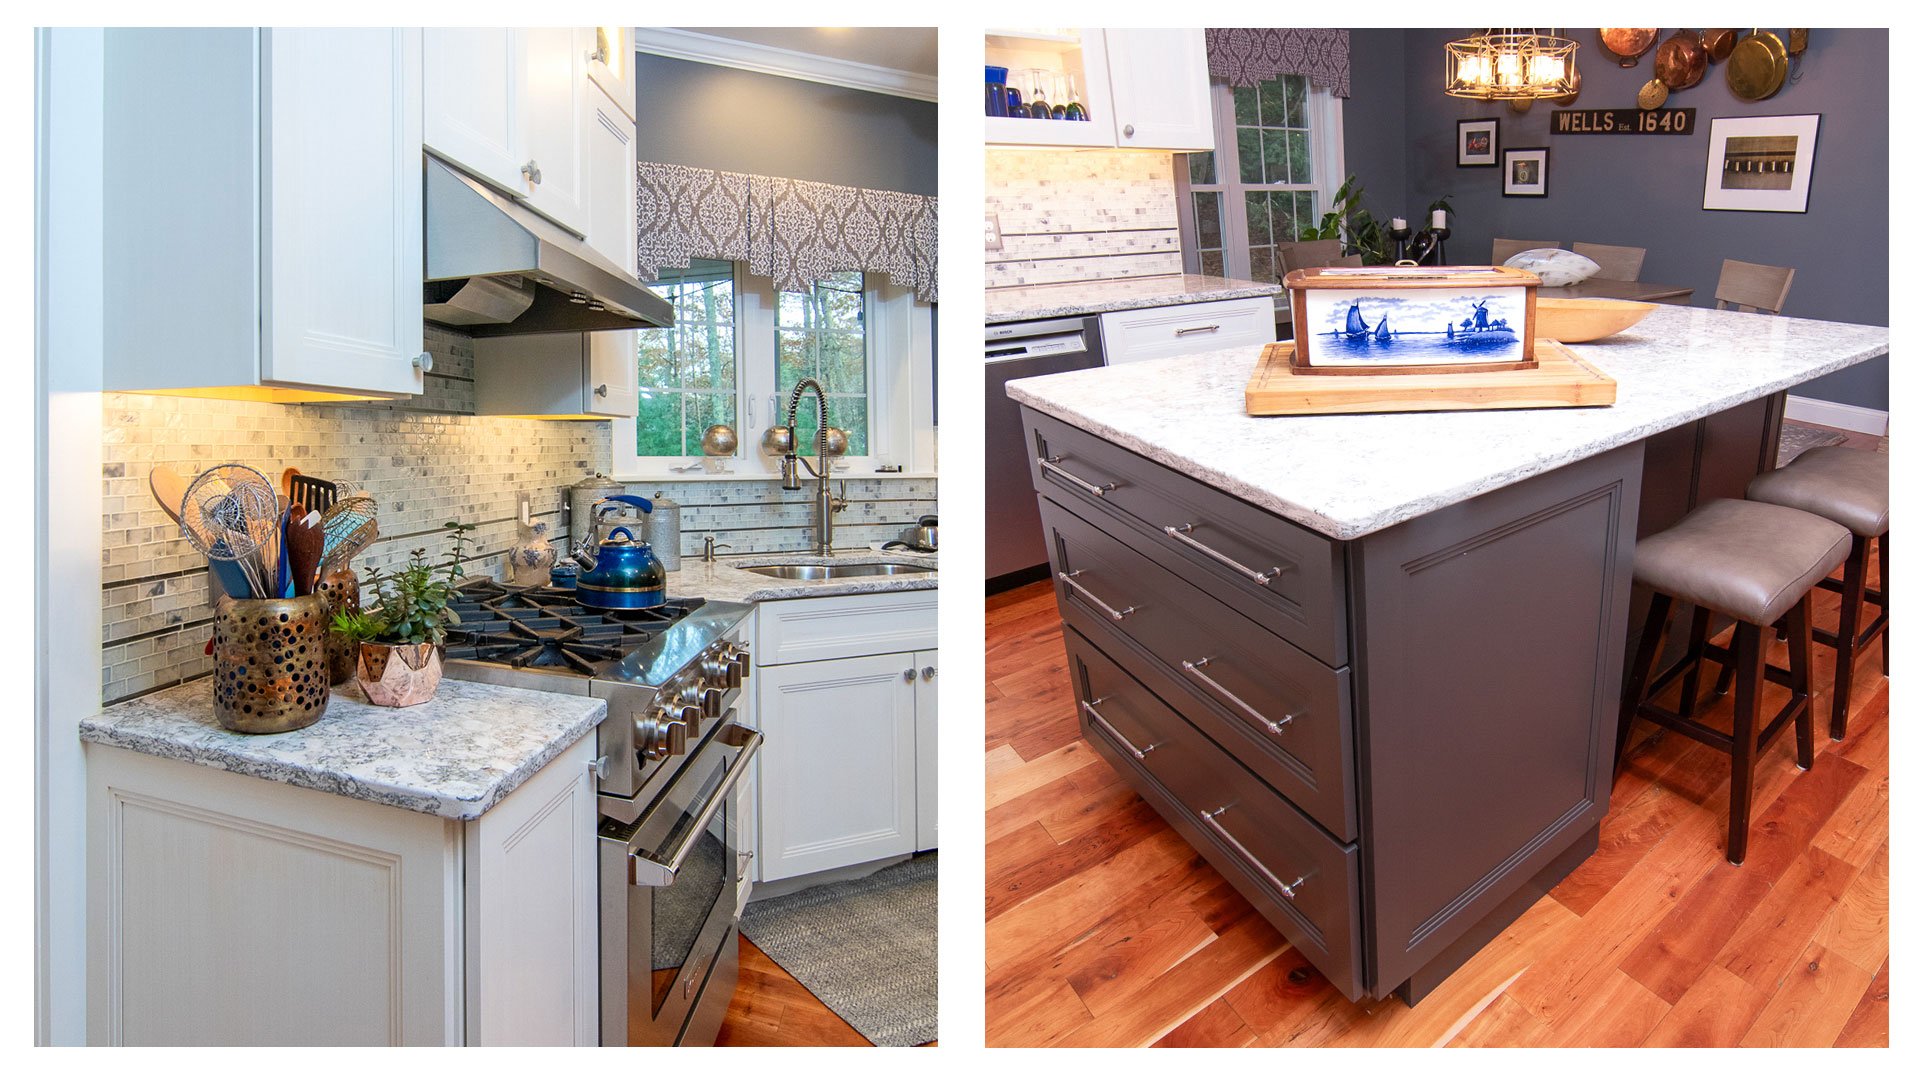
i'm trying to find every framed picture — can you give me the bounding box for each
[1702,113,1820,213]
[1503,147,1549,197]
[1457,117,1499,167]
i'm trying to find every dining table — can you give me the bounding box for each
[1539,278,1696,303]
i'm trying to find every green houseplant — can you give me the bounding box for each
[333,521,475,707]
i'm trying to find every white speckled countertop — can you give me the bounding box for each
[985,273,1285,324]
[1005,306,1888,540]
[80,678,607,819]
[669,549,937,603]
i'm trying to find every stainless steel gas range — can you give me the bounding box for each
[440,580,759,1047]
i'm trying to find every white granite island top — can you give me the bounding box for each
[80,678,607,819]
[986,273,1285,324]
[668,549,937,603]
[1005,306,1888,540]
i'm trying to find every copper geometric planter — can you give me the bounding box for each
[355,641,444,707]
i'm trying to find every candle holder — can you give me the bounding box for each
[1386,223,1412,263]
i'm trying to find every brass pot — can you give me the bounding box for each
[356,641,444,708]
[211,595,331,734]
[313,568,361,686]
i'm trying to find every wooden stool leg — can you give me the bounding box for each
[1678,604,1711,718]
[1831,534,1869,740]
[1878,533,1889,673]
[1617,593,1672,776]
[1727,621,1763,865]
[1785,595,1815,770]
[1712,641,1736,698]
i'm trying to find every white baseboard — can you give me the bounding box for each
[1785,395,1888,436]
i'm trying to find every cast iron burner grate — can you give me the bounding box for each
[441,580,707,674]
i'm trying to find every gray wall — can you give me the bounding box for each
[1385,29,1888,410]
[1342,29,1408,222]
[632,53,937,195]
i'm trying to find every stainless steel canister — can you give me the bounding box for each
[566,472,628,551]
[645,491,682,571]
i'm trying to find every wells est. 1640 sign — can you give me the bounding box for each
[1552,108,1696,134]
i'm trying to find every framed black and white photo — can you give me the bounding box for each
[1502,147,1549,197]
[1457,117,1499,167]
[1702,114,1820,213]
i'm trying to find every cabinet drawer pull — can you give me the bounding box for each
[1173,324,1220,337]
[1163,523,1288,586]
[1181,657,1295,735]
[1200,805,1306,899]
[1039,456,1115,497]
[1059,570,1134,621]
[1083,698,1155,759]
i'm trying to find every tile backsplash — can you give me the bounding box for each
[101,325,936,704]
[985,148,1184,289]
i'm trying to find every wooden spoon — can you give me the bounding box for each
[150,466,189,525]
[286,504,326,596]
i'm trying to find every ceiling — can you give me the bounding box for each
[675,27,937,78]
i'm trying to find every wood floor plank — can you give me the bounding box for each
[1222,952,1337,1039]
[986,739,1096,809]
[1832,960,1889,1048]
[1050,914,1286,1047]
[983,756,1117,845]
[985,797,1164,921]
[984,829,1199,972]
[717,937,873,1047]
[1812,839,1890,974]
[1638,963,1770,1047]
[1536,967,1672,1047]
[1739,942,1876,1048]
[1444,991,1552,1047]
[1714,844,1860,993]
[983,973,1094,1048]
[1152,997,1259,1048]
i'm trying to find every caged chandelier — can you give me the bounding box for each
[1443,29,1579,100]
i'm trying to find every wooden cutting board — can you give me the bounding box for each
[1245,339,1615,416]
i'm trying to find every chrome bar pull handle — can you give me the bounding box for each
[1082,699,1155,759]
[1163,523,1287,586]
[1173,324,1220,336]
[1181,657,1294,735]
[1039,456,1115,497]
[1200,805,1306,899]
[1059,570,1134,621]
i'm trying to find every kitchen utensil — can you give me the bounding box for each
[1654,30,1707,91]
[576,526,668,610]
[180,464,279,598]
[887,515,938,553]
[1726,30,1789,100]
[286,504,325,596]
[1702,28,1737,62]
[315,495,379,584]
[283,468,339,514]
[1532,298,1658,343]
[149,466,189,525]
[210,594,331,733]
[1599,28,1658,67]
[1637,77,1669,109]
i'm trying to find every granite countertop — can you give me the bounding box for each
[80,678,607,819]
[986,273,1285,324]
[669,547,937,603]
[1005,306,1889,540]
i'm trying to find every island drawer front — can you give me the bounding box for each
[1067,628,1364,1001]
[1023,407,1347,666]
[1044,496,1356,840]
[1099,297,1277,366]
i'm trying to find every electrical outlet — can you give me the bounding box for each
[985,212,1004,251]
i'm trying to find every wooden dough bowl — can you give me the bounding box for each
[1534,297,1656,343]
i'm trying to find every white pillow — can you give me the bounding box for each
[1501,248,1601,287]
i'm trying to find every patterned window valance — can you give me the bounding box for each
[635,163,938,302]
[1205,28,1351,99]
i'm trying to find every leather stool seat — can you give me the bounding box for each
[1746,446,1889,537]
[1633,499,1851,627]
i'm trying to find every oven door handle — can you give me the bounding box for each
[629,727,763,887]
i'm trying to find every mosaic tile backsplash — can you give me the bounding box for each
[101,325,936,704]
[986,149,1184,289]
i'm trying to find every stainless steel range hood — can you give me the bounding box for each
[424,155,673,336]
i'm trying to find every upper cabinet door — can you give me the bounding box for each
[423,28,524,194]
[519,28,592,234]
[585,83,636,271]
[262,28,425,396]
[586,25,636,121]
[1103,28,1216,152]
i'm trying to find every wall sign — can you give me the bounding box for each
[1552,108,1697,135]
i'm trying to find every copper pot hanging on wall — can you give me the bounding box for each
[1598,28,1659,67]
[1654,30,1708,91]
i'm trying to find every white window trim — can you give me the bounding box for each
[611,263,935,482]
[1178,81,1345,279]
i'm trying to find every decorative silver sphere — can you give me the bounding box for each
[701,423,739,456]
[761,425,796,455]
[822,427,850,457]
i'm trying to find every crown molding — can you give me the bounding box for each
[633,27,937,103]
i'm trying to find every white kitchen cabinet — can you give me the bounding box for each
[1100,295,1277,365]
[1103,28,1215,151]
[983,29,1117,149]
[85,736,598,1046]
[103,28,426,400]
[518,27,592,233]
[751,590,939,884]
[586,25,637,120]
[585,81,638,272]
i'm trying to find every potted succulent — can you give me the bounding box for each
[332,521,475,707]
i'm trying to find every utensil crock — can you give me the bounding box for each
[211,595,331,733]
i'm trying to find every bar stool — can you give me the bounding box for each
[1617,499,1851,864]
[1746,446,1890,739]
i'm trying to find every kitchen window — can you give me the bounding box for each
[632,260,737,458]
[1176,74,1346,283]
[777,271,869,456]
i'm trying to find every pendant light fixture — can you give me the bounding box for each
[1444,29,1579,100]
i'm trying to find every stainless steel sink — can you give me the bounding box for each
[740,562,932,580]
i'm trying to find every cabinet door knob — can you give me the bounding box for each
[594,383,609,397]
[413,352,434,373]
[904,669,917,682]
[1123,123,1136,138]
[522,160,542,185]
[921,666,936,680]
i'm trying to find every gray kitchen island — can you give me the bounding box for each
[1005,306,1888,1004]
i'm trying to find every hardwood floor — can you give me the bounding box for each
[716,936,873,1046]
[984,553,1889,1047]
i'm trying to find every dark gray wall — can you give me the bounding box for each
[631,53,937,195]
[1343,30,1888,410]
[1342,29,1408,221]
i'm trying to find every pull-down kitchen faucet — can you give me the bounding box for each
[781,378,848,555]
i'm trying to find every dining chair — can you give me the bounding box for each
[1275,238,1346,275]
[1714,259,1795,315]
[1490,237,1561,265]
[1571,242,1647,282]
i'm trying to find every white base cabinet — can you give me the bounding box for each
[85,737,598,1046]
[751,590,938,884]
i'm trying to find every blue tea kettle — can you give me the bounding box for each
[575,495,667,609]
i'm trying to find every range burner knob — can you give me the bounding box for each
[699,683,726,716]
[699,652,735,689]
[732,644,752,679]
[638,713,690,760]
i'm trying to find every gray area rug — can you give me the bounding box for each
[1778,419,1848,466]
[741,854,937,1046]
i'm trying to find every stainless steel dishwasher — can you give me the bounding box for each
[985,316,1104,589]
